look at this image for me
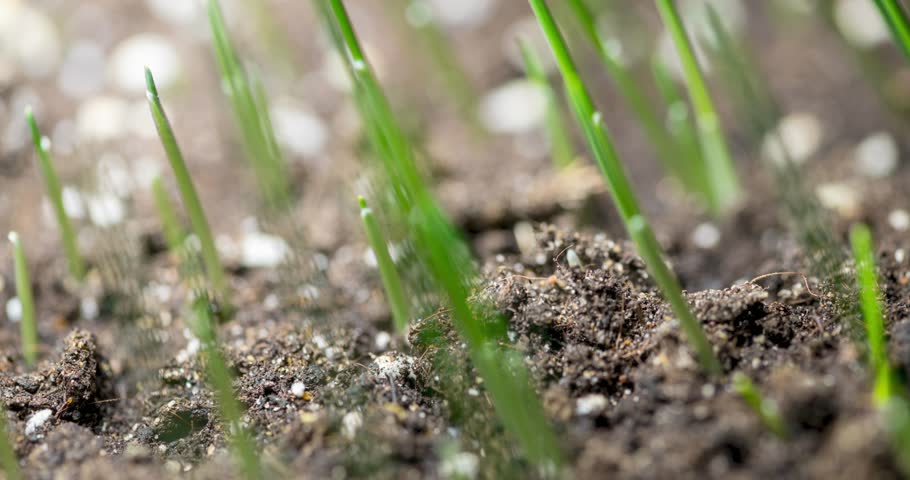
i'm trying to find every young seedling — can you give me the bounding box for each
[0,403,21,480]
[565,0,695,188]
[207,0,291,209]
[151,176,186,255]
[850,224,896,405]
[9,232,38,366]
[655,0,740,214]
[529,0,721,375]
[650,58,704,191]
[145,67,229,297]
[732,372,788,439]
[318,0,563,469]
[24,108,85,281]
[518,38,575,169]
[359,196,411,332]
[191,294,260,480]
[874,0,910,61]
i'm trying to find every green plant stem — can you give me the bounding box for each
[655,0,740,213]
[0,403,21,480]
[359,196,411,332]
[191,296,260,479]
[146,67,228,297]
[732,372,788,439]
[850,224,895,405]
[24,108,85,281]
[529,0,721,375]
[650,57,705,192]
[9,232,38,366]
[151,177,186,254]
[518,38,575,169]
[874,0,910,60]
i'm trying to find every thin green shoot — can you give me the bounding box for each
[732,372,788,439]
[151,176,186,255]
[145,67,229,297]
[650,58,703,190]
[359,196,411,332]
[874,0,910,61]
[850,224,895,405]
[9,232,38,367]
[0,403,21,480]
[318,0,563,469]
[518,38,575,169]
[24,107,85,281]
[655,0,740,214]
[207,0,291,209]
[191,294,261,480]
[529,0,721,375]
[565,0,696,189]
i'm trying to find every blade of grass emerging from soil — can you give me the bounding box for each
[9,232,38,366]
[874,0,910,60]
[518,38,575,169]
[208,0,291,209]
[151,176,186,255]
[146,67,228,297]
[732,372,788,439]
[0,403,20,480]
[655,0,740,213]
[850,224,895,404]
[650,58,704,191]
[24,108,85,281]
[191,294,261,479]
[318,0,563,469]
[529,0,721,375]
[359,196,410,332]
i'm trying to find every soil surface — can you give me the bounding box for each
[1,1,910,479]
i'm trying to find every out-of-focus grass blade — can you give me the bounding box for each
[359,196,411,332]
[151,176,186,255]
[518,37,575,169]
[874,0,910,60]
[732,372,788,439]
[9,232,39,367]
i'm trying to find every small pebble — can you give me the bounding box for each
[76,96,129,143]
[341,411,362,440]
[761,113,823,166]
[291,382,306,398]
[889,209,910,232]
[854,132,898,178]
[109,33,181,93]
[834,0,890,48]
[25,409,53,436]
[440,451,480,479]
[575,394,608,416]
[692,222,721,250]
[815,182,859,219]
[5,298,22,323]
[426,0,494,27]
[241,231,289,268]
[374,331,392,351]
[479,80,547,134]
[271,100,328,158]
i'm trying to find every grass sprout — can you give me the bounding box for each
[191,294,261,479]
[318,0,562,469]
[9,232,38,367]
[208,0,291,209]
[529,0,721,375]
[650,57,704,190]
[655,0,740,213]
[146,67,229,297]
[24,107,85,281]
[874,0,910,60]
[732,372,788,439]
[518,37,575,169]
[359,196,411,332]
[0,402,20,480]
[151,176,186,255]
[850,224,895,404]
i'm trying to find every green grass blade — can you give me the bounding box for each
[732,372,788,439]
[874,0,910,60]
[0,403,21,480]
[24,108,85,281]
[529,0,720,375]
[518,38,576,169]
[191,295,261,479]
[359,196,411,332]
[145,67,228,297]
[9,232,38,367]
[655,0,740,213]
[650,58,705,192]
[850,224,895,404]
[207,0,291,209]
[151,176,186,254]
[319,0,563,468]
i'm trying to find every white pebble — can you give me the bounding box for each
[440,451,480,479]
[854,132,898,178]
[80,297,99,320]
[109,33,181,93]
[479,80,547,134]
[145,0,202,25]
[76,96,129,143]
[86,192,126,227]
[270,100,328,158]
[241,231,289,268]
[815,182,860,219]
[290,381,306,398]
[834,0,890,49]
[889,209,910,232]
[58,42,106,98]
[5,298,22,323]
[341,411,362,440]
[0,4,60,78]
[25,409,53,436]
[575,394,608,416]
[427,0,494,28]
[62,186,86,219]
[761,113,823,166]
[374,331,392,351]
[692,222,721,250]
